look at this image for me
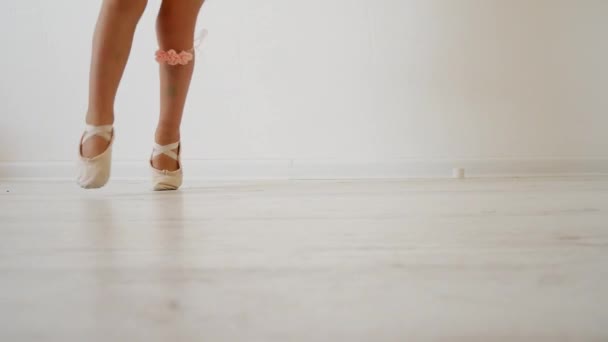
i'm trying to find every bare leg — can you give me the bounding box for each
[153,0,205,171]
[82,0,148,158]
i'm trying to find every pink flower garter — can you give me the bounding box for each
[155,49,194,66]
[155,29,208,66]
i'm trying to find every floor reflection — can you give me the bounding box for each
[80,192,191,332]
[80,196,122,330]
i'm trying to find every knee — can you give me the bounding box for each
[156,4,181,26]
[104,0,148,18]
[156,9,188,35]
[157,0,203,26]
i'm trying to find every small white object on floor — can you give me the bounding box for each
[452,167,465,179]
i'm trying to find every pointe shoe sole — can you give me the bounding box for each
[151,168,183,191]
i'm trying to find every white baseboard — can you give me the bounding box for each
[1,158,608,181]
[290,159,608,179]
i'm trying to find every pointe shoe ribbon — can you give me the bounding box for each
[150,141,183,191]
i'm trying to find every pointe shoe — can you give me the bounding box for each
[77,124,114,189]
[150,141,183,191]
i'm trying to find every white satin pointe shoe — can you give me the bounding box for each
[150,141,183,191]
[77,124,114,189]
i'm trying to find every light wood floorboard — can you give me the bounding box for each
[1,177,607,341]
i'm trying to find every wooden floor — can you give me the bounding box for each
[0,177,607,341]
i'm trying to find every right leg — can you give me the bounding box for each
[82,0,148,158]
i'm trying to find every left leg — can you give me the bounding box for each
[153,0,205,172]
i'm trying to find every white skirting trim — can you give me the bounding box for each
[1,159,608,181]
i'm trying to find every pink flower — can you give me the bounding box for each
[155,49,194,66]
[178,51,194,65]
[155,50,167,63]
[166,49,180,65]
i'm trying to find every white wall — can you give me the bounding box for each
[1,0,607,178]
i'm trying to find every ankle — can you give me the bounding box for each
[86,110,114,126]
[155,127,180,145]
